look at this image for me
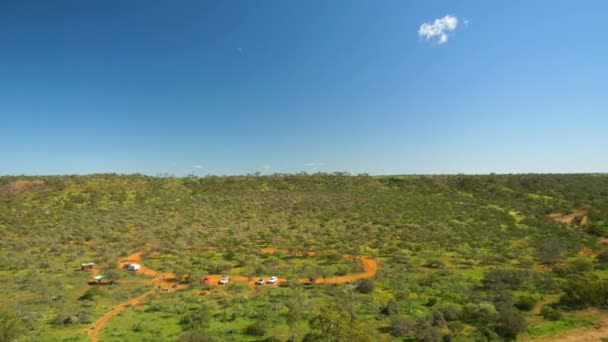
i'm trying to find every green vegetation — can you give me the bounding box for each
[1,173,608,341]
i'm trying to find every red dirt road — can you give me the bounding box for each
[88,288,156,342]
[87,248,379,341]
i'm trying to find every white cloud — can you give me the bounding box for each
[194,165,204,169]
[418,15,459,45]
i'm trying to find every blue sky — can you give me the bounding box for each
[1,1,607,176]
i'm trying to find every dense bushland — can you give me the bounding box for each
[1,173,607,341]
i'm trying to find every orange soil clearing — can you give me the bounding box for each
[87,247,379,342]
[0,179,44,192]
[548,209,588,225]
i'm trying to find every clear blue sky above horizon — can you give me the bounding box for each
[1,1,607,176]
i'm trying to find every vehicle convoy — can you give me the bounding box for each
[219,276,229,284]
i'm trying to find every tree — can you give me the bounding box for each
[494,304,526,340]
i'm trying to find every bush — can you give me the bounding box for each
[78,287,106,301]
[540,306,563,321]
[389,315,414,337]
[381,298,399,316]
[438,305,461,321]
[553,259,594,277]
[0,308,26,341]
[177,330,216,342]
[514,295,537,311]
[538,238,565,264]
[597,250,608,264]
[245,321,267,336]
[429,310,446,327]
[356,279,375,294]
[334,265,350,276]
[586,224,608,237]
[414,320,443,342]
[482,269,530,290]
[560,277,608,309]
[424,260,446,269]
[462,302,498,324]
[495,304,526,340]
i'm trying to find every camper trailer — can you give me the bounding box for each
[80,262,95,271]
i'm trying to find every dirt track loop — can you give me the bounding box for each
[87,248,379,342]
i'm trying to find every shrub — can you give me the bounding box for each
[514,295,537,311]
[597,250,608,264]
[356,279,375,294]
[462,302,498,324]
[560,277,608,309]
[540,306,563,321]
[381,298,399,316]
[424,260,446,269]
[438,305,461,321]
[430,310,446,328]
[414,320,443,342]
[482,269,530,290]
[587,224,608,237]
[495,304,526,340]
[177,330,217,342]
[334,265,350,276]
[389,315,414,337]
[245,321,267,336]
[553,259,594,277]
[78,287,106,301]
[538,238,565,264]
[131,321,145,332]
[0,308,26,341]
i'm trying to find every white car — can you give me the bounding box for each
[255,277,265,285]
[268,276,278,284]
[219,276,230,284]
[125,263,140,271]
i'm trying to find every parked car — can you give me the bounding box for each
[219,276,230,284]
[202,276,210,284]
[268,276,278,284]
[255,277,265,285]
[124,263,140,271]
